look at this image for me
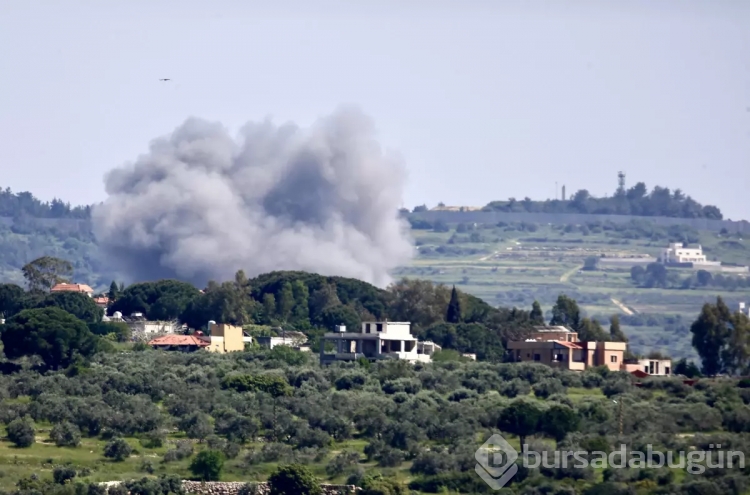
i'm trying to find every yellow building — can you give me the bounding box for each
[205,323,245,353]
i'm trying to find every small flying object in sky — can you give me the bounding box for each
[159,78,171,81]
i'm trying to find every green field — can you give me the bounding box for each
[397,222,750,360]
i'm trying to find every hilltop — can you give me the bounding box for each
[412,180,725,219]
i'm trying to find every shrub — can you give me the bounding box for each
[140,459,155,474]
[533,378,565,399]
[163,440,194,462]
[268,464,322,495]
[50,422,81,447]
[140,429,166,448]
[103,437,132,461]
[52,466,76,484]
[325,450,360,477]
[6,417,35,448]
[189,450,225,481]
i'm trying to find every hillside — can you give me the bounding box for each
[397,218,750,359]
[1,186,748,360]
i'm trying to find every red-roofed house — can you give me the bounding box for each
[50,283,94,297]
[148,334,209,352]
[93,296,109,308]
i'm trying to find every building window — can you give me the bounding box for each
[610,355,618,363]
[376,323,383,332]
[365,324,371,334]
[533,354,541,361]
[665,366,670,375]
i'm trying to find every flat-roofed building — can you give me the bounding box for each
[320,321,431,364]
[507,326,627,371]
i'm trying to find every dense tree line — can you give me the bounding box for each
[0,187,90,219]
[630,264,750,291]
[481,182,723,219]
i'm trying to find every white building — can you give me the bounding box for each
[320,321,432,364]
[639,358,672,376]
[124,313,180,340]
[256,331,308,349]
[660,243,707,264]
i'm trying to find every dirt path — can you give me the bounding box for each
[611,298,634,315]
[479,250,498,261]
[559,265,581,283]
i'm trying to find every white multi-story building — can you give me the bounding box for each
[320,321,433,364]
[660,243,707,264]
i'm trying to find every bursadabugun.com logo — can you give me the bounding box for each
[474,434,519,490]
[475,433,745,490]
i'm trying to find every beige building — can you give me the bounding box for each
[507,326,627,372]
[204,323,245,353]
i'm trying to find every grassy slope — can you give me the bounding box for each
[397,225,750,360]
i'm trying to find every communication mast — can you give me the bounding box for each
[617,171,626,192]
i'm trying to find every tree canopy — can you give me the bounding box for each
[1,307,101,369]
[35,291,103,324]
[109,279,201,320]
[21,256,73,293]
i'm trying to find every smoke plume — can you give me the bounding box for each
[92,107,414,288]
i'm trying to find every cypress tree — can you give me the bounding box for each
[609,314,628,342]
[530,300,544,325]
[446,286,462,323]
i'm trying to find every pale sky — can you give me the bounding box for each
[2,0,749,219]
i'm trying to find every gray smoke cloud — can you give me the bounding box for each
[92,107,414,288]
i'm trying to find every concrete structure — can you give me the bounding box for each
[659,243,707,264]
[462,353,477,361]
[320,322,431,364]
[529,326,579,342]
[639,358,671,376]
[50,283,94,296]
[507,326,627,371]
[417,341,441,358]
[623,358,672,376]
[256,331,308,349]
[126,313,180,340]
[205,323,245,353]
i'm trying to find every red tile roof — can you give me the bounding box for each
[148,335,209,347]
[554,341,583,349]
[51,283,94,293]
[93,296,109,305]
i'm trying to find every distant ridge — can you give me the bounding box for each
[409,210,750,234]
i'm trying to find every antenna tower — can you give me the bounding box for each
[617,171,626,191]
